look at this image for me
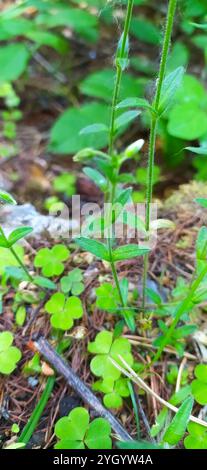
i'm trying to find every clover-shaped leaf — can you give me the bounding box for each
[191,364,207,405]
[34,244,70,277]
[88,331,133,381]
[61,268,84,296]
[54,407,112,449]
[93,376,130,409]
[96,283,120,311]
[45,292,83,330]
[0,331,21,375]
[184,422,207,449]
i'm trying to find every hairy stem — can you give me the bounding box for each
[142,0,177,308]
[106,0,134,326]
[108,0,134,156]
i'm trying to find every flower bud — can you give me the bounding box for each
[125,139,145,158]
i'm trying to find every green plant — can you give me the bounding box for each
[45,292,83,330]
[53,172,76,198]
[88,331,133,380]
[93,376,130,409]
[191,364,207,405]
[0,331,21,374]
[184,422,207,449]
[54,407,112,449]
[34,244,70,277]
[60,268,84,296]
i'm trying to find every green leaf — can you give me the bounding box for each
[163,396,194,445]
[0,245,24,275]
[117,440,163,449]
[185,146,207,156]
[79,68,144,104]
[75,237,109,261]
[54,406,112,449]
[150,407,168,438]
[116,97,152,111]
[195,198,207,208]
[53,173,76,197]
[88,331,133,381]
[34,244,70,277]
[60,269,84,296]
[49,103,110,154]
[115,32,129,71]
[15,305,26,327]
[96,283,119,311]
[113,244,150,261]
[196,226,207,261]
[130,16,161,45]
[7,227,33,246]
[45,293,83,331]
[85,418,112,449]
[83,167,107,191]
[0,331,21,375]
[168,103,207,140]
[184,422,207,449]
[34,276,56,290]
[80,123,108,135]
[0,43,30,82]
[26,31,69,54]
[158,67,185,114]
[191,364,207,405]
[0,190,16,205]
[115,110,140,131]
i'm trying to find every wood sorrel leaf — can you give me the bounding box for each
[163,396,194,445]
[75,237,110,261]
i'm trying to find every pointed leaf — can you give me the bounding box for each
[8,226,33,246]
[115,110,140,130]
[75,237,110,261]
[113,244,150,261]
[163,396,194,445]
[80,123,108,135]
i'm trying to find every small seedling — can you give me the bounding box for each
[54,407,112,449]
[93,376,130,409]
[45,292,83,330]
[34,244,70,277]
[88,331,133,381]
[0,331,21,374]
[61,268,84,296]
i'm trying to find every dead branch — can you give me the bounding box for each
[35,337,132,442]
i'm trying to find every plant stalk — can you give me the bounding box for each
[108,0,134,156]
[142,0,177,308]
[152,264,207,363]
[106,0,135,325]
[0,226,34,283]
